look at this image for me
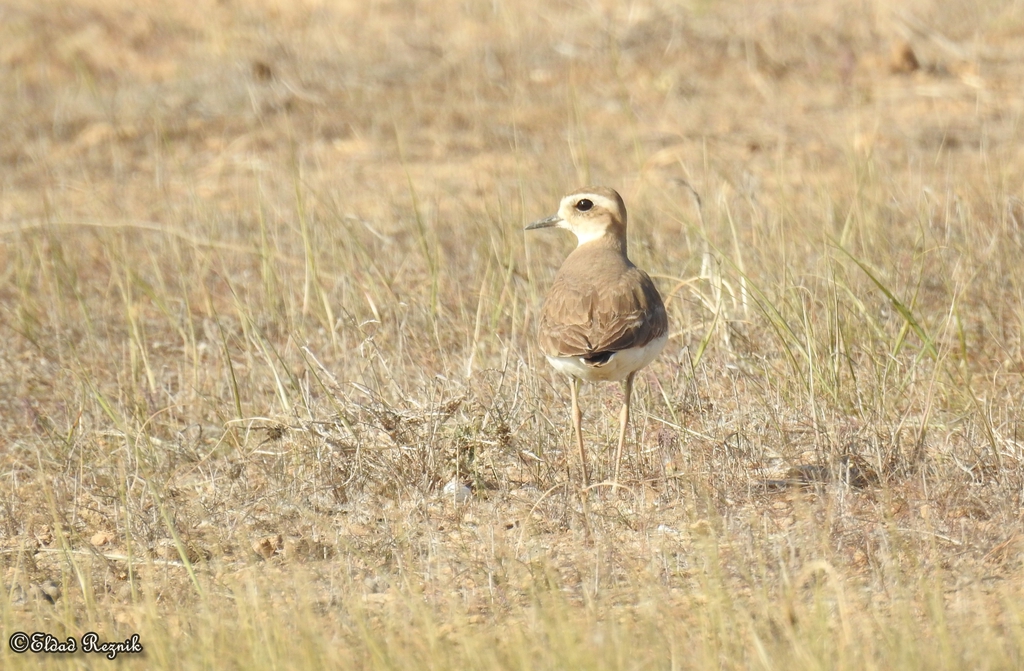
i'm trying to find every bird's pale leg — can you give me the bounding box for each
[613,372,636,485]
[570,377,589,487]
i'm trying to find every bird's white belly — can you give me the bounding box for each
[546,333,668,382]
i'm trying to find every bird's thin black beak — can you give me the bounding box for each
[525,214,561,231]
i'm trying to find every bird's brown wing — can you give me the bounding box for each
[538,267,667,357]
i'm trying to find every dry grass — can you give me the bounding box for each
[3,0,1024,667]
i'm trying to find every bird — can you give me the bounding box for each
[526,186,668,487]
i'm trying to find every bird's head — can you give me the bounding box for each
[526,187,627,248]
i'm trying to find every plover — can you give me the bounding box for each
[526,187,668,487]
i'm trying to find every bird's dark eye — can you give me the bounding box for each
[575,199,593,212]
